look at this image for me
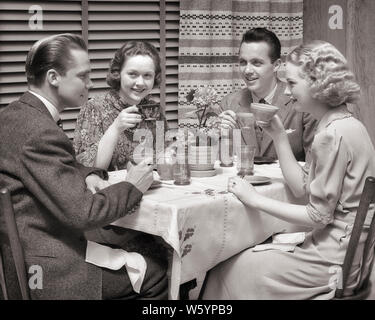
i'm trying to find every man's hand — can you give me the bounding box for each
[126,158,155,194]
[219,110,237,129]
[85,174,111,194]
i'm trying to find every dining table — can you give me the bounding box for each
[106,160,309,300]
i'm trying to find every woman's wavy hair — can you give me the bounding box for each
[286,40,360,107]
[106,41,161,90]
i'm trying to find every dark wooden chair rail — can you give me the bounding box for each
[335,176,375,299]
[0,187,30,300]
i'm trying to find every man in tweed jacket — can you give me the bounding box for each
[0,34,167,300]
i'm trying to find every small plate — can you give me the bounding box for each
[243,175,271,185]
[254,156,276,164]
[149,180,163,189]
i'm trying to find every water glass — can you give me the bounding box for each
[219,129,233,167]
[237,145,255,176]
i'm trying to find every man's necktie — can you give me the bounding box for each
[255,99,268,146]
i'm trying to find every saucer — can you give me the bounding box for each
[243,175,271,185]
[254,156,276,164]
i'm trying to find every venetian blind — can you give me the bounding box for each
[0,0,82,140]
[0,0,179,138]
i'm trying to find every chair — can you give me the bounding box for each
[180,279,197,300]
[0,187,30,300]
[334,176,375,299]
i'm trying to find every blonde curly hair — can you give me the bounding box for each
[286,40,360,107]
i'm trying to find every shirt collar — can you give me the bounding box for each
[316,104,352,132]
[251,83,278,104]
[28,90,60,122]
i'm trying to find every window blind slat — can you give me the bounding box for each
[0,2,81,11]
[0,31,81,42]
[88,22,160,31]
[89,12,160,21]
[88,31,161,40]
[0,11,83,21]
[88,3,159,11]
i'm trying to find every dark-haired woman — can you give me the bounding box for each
[74,41,168,170]
[74,41,169,268]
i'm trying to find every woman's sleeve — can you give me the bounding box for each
[73,98,104,167]
[306,128,349,227]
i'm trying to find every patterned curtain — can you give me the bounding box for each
[178,0,304,127]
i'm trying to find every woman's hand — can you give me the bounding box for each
[112,105,143,133]
[228,176,259,207]
[257,115,286,141]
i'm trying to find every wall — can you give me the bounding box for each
[303,0,375,145]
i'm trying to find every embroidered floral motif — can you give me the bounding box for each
[183,228,194,242]
[179,226,196,258]
[182,244,192,258]
[191,189,228,197]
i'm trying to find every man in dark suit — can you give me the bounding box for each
[218,28,317,162]
[0,33,168,299]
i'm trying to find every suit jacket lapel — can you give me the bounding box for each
[259,81,293,155]
[238,88,253,110]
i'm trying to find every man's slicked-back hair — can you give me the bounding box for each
[25,33,87,87]
[241,27,281,63]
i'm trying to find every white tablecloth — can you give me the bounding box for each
[108,161,308,299]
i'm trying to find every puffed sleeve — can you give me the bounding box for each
[73,97,105,167]
[306,127,348,227]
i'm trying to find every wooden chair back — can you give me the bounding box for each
[0,187,30,300]
[335,176,375,299]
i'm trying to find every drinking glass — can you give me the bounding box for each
[237,144,255,176]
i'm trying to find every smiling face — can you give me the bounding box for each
[239,41,280,98]
[57,48,93,109]
[285,62,315,113]
[119,55,155,105]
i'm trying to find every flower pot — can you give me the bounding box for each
[188,145,218,173]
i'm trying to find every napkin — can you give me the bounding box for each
[85,241,147,293]
[252,232,306,253]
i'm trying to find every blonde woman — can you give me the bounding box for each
[203,41,375,299]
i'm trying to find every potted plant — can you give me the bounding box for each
[184,86,221,175]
